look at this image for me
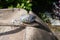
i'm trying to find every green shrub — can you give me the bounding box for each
[0,0,32,11]
[39,13,50,23]
[32,0,56,23]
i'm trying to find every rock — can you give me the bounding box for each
[0,9,58,40]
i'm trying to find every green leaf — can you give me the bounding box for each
[23,6,26,8]
[26,0,30,3]
[16,3,20,8]
[20,3,25,8]
[28,4,32,6]
[8,5,13,8]
[25,6,32,10]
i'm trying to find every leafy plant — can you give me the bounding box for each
[39,13,50,23]
[0,0,32,11]
[16,0,32,11]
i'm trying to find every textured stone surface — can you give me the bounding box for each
[53,32,60,40]
[0,9,58,40]
[0,8,27,40]
[0,27,25,40]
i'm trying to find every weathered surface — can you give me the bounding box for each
[0,9,58,40]
[0,27,25,40]
[24,11,58,40]
[0,8,27,40]
[0,8,28,24]
[25,27,53,40]
[53,32,60,40]
[0,30,24,40]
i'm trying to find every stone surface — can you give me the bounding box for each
[0,28,25,40]
[53,32,60,40]
[0,9,58,40]
[0,8,27,40]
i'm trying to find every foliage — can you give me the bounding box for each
[0,0,57,23]
[39,13,50,23]
[0,0,32,11]
[32,0,57,23]
[32,0,56,13]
